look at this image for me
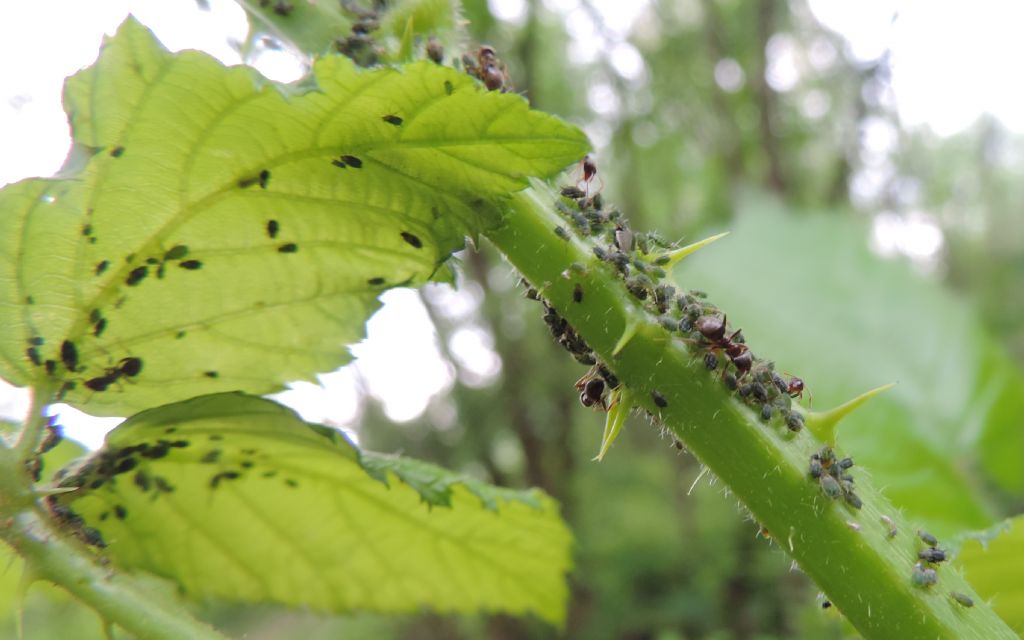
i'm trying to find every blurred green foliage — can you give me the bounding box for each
[8,0,1023,637]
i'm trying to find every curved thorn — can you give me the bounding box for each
[612,321,639,357]
[594,388,630,461]
[662,232,730,269]
[805,382,896,444]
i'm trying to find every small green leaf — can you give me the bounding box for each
[0,18,589,415]
[955,517,1024,632]
[55,393,572,625]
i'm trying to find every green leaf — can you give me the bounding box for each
[238,0,353,56]
[955,517,1024,632]
[54,393,572,625]
[676,198,1022,535]
[0,17,589,416]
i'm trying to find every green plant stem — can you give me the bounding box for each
[12,383,56,463]
[0,392,228,640]
[486,182,1016,640]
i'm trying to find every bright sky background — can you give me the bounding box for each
[1,0,1021,448]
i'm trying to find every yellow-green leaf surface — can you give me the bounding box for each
[0,17,589,416]
[956,518,1024,633]
[55,393,572,625]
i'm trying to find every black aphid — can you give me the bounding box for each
[93,318,107,337]
[110,146,125,158]
[60,340,78,372]
[573,284,584,303]
[126,266,148,286]
[179,260,202,270]
[382,114,403,126]
[95,260,109,276]
[651,390,668,408]
[367,277,385,286]
[26,347,41,366]
[331,159,347,168]
[277,243,298,253]
[267,219,279,238]
[45,360,56,375]
[444,80,454,95]
[204,371,219,378]
[401,231,422,248]
[919,548,946,563]
[134,470,151,492]
[114,505,127,520]
[258,169,270,189]
[340,155,362,168]
[210,471,240,488]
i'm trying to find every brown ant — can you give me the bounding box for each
[575,366,611,410]
[694,314,752,379]
[463,45,511,92]
[575,155,604,197]
[783,373,812,405]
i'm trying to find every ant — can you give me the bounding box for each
[575,155,604,197]
[463,46,511,92]
[575,365,613,410]
[783,373,812,405]
[694,314,752,379]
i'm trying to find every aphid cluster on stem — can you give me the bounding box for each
[335,3,383,67]
[808,446,861,509]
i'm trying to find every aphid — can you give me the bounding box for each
[820,475,843,499]
[426,37,444,64]
[592,246,609,261]
[382,114,403,126]
[771,373,788,394]
[723,372,738,391]
[267,219,279,238]
[444,80,454,95]
[95,260,109,276]
[704,352,718,371]
[918,530,939,547]
[678,317,694,333]
[401,231,422,248]
[911,563,938,587]
[60,340,78,372]
[919,548,946,563]
[738,383,752,398]
[760,404,772,422]
[340,155,362,168]
[950,592,974,608]
[838,457,854,470]
[367,277,385,286]
[272,0,293,16]
[209,471,240,489]
[26,347,41,366]
[126,266,148,285]
[784,412,804,432]
[179,260,202,270]
[114,505,127,520]
[554,225,570,241]
[134,470,151,492]
[880,515,897,538]
[844,491,863,509]
[163,245,189,261]
[204,371,219,378]
[258,169,270,188]
[821,600,832,610]
[561,186,586,199]
[110,146,125,158]
[92,317,107,337]
[277,243,298,253]
[614,224,633,252]
[651,390,668,408]
[573,284,584,303]
[658,316,676,332]
[751,382,768,403]
[331,158,347,168]
[809,456,823,479]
